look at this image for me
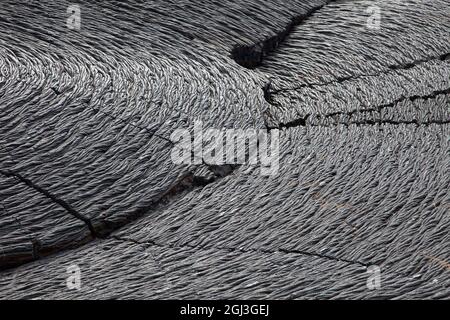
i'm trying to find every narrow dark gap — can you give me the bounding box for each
[267,115,310,130]
[324,87,450,118]
[92,164,239,239]
[265,88,450,130]
[389,52,450,70]
[263,52,450,99]
[0,169,97,236]
[269,118,450,131]
[0,165,238,270]
[112,236,370,268]
[231,1,336,69]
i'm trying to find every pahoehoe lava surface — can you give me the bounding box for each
[0,0,449,299]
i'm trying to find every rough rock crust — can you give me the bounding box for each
[0,0,449,299]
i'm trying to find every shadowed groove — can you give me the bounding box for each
[231,0,337,69]
[0,0,449,299]
[266,88,450,129]
[0,164,238,269]
[0,169,97,237]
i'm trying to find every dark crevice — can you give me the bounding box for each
[50,87,61,95]
[0,204,49,269]
[270,116,450,130]
[266,88,450,130]
[340,119,450,127]
[264,52,450,98]
[0,170,97,270]
[323,87,450,118]
[0,164,238,270]
[271,118,450,130]
[389,52,450,70]
[262,80,275,105]
[112,237,432,281]
[0,169,97,237]
[267,115,310,130]
[111,235,369,268]
[231,1,337,69]
[93,164,238,238]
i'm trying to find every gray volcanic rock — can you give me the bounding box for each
[0,174,91,269]
[0,0,449,299]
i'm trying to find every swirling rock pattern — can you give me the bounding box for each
[0,0,449,299]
